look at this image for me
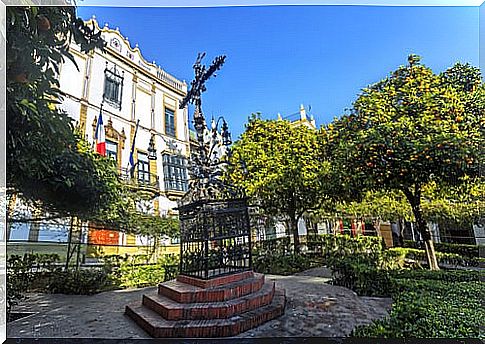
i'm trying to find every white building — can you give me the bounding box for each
[56,17,191,248]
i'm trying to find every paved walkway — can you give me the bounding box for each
[7,268,391,339]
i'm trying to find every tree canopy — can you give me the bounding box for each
[6,6,179,240]
[327,55,484,269]
[229,114,334,251]
[6,6,113,217]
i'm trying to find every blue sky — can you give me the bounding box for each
[78,5,479,139]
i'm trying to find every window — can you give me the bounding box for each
[103,65,123,109]
[165,108,176,137]
[137,152,150,185]
[106,140,118,162]
[162,154,188,192]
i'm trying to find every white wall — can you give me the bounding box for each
[473,223,485,245]
[57,20,191,221]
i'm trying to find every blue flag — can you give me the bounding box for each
[129,119,140,177]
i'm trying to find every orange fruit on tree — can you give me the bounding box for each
[38,16,51,31]
[14,73,28,83]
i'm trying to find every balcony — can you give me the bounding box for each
[119,167,160,195]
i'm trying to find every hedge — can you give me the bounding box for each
[351,274,484,338]
[389,247,484,267]
[403,240,480,260]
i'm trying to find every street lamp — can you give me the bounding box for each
[221,119,232,146]
[147,134,157,160]
[210,116,232,147]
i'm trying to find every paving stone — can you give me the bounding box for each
[7,268,391,339]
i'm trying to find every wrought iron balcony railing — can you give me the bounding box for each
[119,167,160,192]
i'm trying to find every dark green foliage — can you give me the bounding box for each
[252,234,386,276]
[327,247,483,298]
[6,7,113,218]
[352,273,484,338]
[327,250,484,338]
[7,253,179,300]
[327,256,395,297]
[390,247,483,267]
[105,254,179,288]
[46,269,113,295]
[253,236,292,256]
[7,255,36,319]
[6,253,61,319]
[7,253,111,296]
[307,234,385,260]
[253,253,313,275]
[389,268,482,283]
[404,240,480,260]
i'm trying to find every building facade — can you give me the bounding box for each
[7,18,191,255]
[277,104,317,130]
[56,18,191,249]
[59,17,190,202]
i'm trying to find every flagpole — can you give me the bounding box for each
[129,119,141,178]
[94,102,106,156]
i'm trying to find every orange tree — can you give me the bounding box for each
[6,6,179,234]
[327,55,484,270]
[5,6,128,218]
[229,114,334,253]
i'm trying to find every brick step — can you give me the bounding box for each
[158,273,265,303]
[144,281,276,320]
[177,271,254,288]
[125,289,286,337]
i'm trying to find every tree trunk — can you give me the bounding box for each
[290,216,300,254]
[65,217,74,272]
[76,219,83,270]
[403,188,439,270]
[288,193,300,254]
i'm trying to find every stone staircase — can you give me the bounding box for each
[125,271,286,337]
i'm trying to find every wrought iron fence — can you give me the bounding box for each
[178,198,252,279]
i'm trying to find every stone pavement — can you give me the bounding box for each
[7,267,391,339]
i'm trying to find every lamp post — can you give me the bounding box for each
[147,134,157,160]
[208,116,232,161]
[210,116,232,146]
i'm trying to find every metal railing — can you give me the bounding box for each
[119,167,160,192]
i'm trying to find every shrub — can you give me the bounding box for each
[307,234,384,261]
[434,242,480,260]
[108,254,180,288]
[352,278,484,338]
[403,240,480,260]
[253,253,313,275]
[254,234,391,276]
[7,255,35,320]
[389,247,482,267]
[46,268,113,295]
[389,269,482,283]
[253,237,292,257]
[328,259,395,297]
[6,253,61,319]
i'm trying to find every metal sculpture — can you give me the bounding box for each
[177,53,252,279]
[179,53,242,204]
